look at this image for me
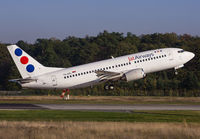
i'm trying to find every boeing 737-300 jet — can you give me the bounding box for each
[7,45,194,98]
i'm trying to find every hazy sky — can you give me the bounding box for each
[0,0,200,43]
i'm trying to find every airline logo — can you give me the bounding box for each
[14,48,35,73]
[128,53,154,62]
[154,50,162,53]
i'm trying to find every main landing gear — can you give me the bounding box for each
[104,84,114,90]
[60,89,70,100]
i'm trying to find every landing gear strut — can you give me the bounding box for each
[60,89,70,100]
[175,69,178,75]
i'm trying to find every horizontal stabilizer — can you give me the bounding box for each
[9,78,37,84]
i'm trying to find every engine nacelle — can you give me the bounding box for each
[123,68,146,82]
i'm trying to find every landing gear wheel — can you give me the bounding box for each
[104,84,114,90]
[109,84,114,90]
[104,85,109,90]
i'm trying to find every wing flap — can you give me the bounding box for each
[95,70,123,81]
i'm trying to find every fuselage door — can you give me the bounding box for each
[51,75,57,86]
[168,49,174,61]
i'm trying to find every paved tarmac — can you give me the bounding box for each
[0,104,200,112]
[0,104,46,110]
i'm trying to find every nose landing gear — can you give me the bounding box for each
[175,70,178,75]
[174,65,184,75]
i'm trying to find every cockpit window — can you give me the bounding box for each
[178,50,184,53]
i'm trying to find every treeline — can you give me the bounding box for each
[0,31,200,96]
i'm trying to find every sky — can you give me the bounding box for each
[0,0,200,43]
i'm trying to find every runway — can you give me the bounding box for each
[0,104,46,110]
[0,104,200,111]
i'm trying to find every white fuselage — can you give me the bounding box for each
[22,48,194,89]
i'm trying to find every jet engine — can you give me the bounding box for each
[122,68,146,82]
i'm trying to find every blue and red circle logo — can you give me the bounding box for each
[15,48,35,73]
[15,48,22,56]
[20,56,29,64]
[26,64,35,72]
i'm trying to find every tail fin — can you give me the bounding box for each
[7,45,62,79]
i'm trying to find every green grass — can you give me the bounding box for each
[0,110,200,122]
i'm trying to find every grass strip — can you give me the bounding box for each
[0,110,200,122]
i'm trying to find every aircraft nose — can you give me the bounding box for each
[185,51,195,61]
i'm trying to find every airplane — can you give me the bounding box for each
[7,45,195,99]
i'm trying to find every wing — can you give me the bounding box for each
[95,70,123,82]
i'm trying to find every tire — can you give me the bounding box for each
[109,84,114,90]
[104,85,109,90]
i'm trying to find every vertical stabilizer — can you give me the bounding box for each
[7,45,60,79]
